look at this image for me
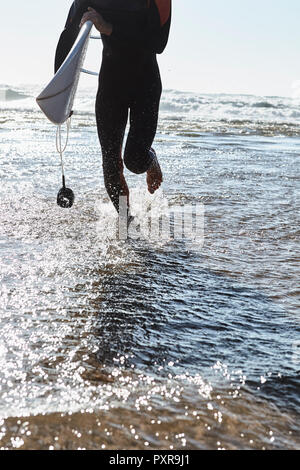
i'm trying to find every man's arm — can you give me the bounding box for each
[54,0,89,73]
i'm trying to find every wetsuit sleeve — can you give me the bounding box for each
[110,0,171,54]
[54,0,89,73]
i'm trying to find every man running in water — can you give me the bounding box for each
[55,0,171,217]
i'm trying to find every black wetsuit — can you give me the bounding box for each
[55,0,171,212]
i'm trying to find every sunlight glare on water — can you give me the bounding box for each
[0,85,299,449]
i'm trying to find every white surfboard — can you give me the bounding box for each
[36,21,93,125]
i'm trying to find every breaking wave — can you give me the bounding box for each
[0,87,30,102]
[1,84,299,137]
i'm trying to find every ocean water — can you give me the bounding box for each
[0,84,299,450]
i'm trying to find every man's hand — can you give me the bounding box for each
[80,7,112,36]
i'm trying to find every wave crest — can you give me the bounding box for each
[0,87,30,102]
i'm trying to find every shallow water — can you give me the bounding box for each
[0,85,299,449]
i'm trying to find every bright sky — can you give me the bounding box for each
[1,0,300,96]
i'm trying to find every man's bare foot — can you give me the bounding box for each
[147,149,163,194]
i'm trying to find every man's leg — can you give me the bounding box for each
[96,88,129,213]
[123,62,163,194]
